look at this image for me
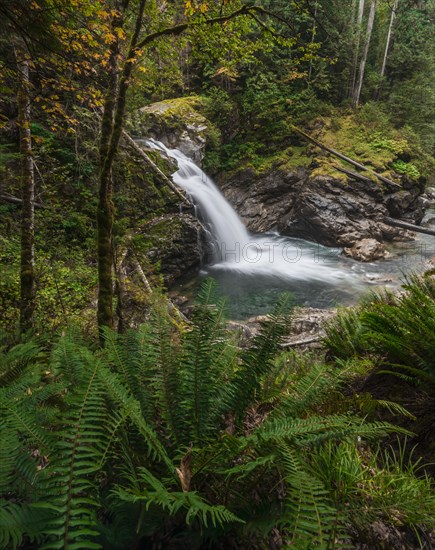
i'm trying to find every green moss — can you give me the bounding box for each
[314,109,424,182]
[218,143,313,177]
[390,160,421,180]
[144,96,206,122]
[311,161,348,183]
[279,146,313,171]
[133,216,183,255]
[127,95,217,142]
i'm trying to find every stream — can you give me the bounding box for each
[147,140,435,319]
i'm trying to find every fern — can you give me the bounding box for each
[324,275,435,384]
[323,306,365,360]
[35,351,108,549]
[0,340,44,388]
[278,444,339,548]
[113,467,243,529]
[270,361,344,419]
[132,305,183,445]
[0,500,47,549]
[97,362,172,468]
[178,280,237,444]
[229,293,293,421]
[1,281,433,548]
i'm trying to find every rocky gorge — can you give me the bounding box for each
[132,97,431,270]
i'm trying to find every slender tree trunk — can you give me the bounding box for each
[15,47,35,333]
[308,1,318,81]
[353,0,377,106]
[346,0,357,96]
[380,0,398,79]
[350,0,365,98]
[97,0,146,335]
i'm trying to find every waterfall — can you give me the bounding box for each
[144,139,249,260]
[145,139,356,286]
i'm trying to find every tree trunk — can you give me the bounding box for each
[350,0,365,98]
[308,1,318,81]
[97,0,146,336]
[380,0,398,79]
[96,26,120,333]
[15,47,35,333]
[353,0,377,106]
[384,217,435,237]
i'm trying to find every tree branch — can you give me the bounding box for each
[136,4,293,50]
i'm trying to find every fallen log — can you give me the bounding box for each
[291,125,401,191]
[0,193,45,208]
[122,130,188,203]
[280,334,324,348]
[335,166,377,186]
[384,217,435,237]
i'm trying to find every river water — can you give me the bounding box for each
[146,140,435,319]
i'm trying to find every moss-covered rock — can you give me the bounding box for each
[127,96,219,162]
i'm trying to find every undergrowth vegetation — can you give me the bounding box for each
[324,274,435,385]
[0,280,434,549]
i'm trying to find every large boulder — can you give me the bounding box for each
[343,238,390,262]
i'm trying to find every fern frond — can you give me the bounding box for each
[34,349,109,550]
[253,415,403,448]
[221,453,275,480]
[229,294,293,420]
[271,362,343,419]
[0,340,43,388]
[136,305,183,445]
[0,500,47,550]
[178,279,237,444]
[114,467,244,529]
[49,328,94,385]
[277,444,338,548]
[98,363,173,469]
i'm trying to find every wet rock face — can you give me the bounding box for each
[219,168,422,249]
[220,167,306,233]
[144,213,206,285]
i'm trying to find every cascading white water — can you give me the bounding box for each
[145,139,357,286]
[145,139,250,260]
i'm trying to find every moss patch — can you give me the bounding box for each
[127,95,219,147]
[310,108,431,184]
